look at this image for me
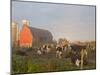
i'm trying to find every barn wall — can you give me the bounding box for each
[19,25,33,47]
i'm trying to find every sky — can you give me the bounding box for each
[12,1,96,42]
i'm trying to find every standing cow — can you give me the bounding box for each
[56,45,63,59]
[70,43,88,68]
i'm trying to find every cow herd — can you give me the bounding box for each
[15,40,93,70]
[35,43,88,69]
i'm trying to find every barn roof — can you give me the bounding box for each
[28,26,53,42]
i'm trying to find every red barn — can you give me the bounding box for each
[19,25,33,47]
[19,20,53,48]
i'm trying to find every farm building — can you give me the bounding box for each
[19,20,53,47]
[11,22,20,47]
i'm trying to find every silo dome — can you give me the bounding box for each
[12,22,17,28]
[22,19,29,26]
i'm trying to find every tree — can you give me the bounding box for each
[58,38,69,46]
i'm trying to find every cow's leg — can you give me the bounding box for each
[80,49,84,69]
[56,51,59,58]
[75,59,80,67]
[59,51,62,59]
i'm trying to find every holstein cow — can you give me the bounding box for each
[37,47,42,55]
[40,44,52,54]
[70,43,88,69]
[55,43,71,59]
[46,45,52,53]
[56,45,63,59]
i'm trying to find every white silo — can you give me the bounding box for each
[22,19,30,26]
[11,22,19,47]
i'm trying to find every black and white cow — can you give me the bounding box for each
[56,45,63,59]
[38,44,52,54]
[70,43,88,67]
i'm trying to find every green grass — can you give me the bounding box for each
[12,55,96,74]
[11,47,96,74]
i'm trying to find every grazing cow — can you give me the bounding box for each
[62,45,68,51]
[41,45,47,54]
[70,43,87,68]
[60,44,72,58]
[46,45,51,53]
[56,46,63,59]
[40,44,52,54]
[37,48,42,55]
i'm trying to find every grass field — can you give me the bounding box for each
[12,46,96,75]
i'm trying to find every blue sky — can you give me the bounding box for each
[12,1,96,41]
